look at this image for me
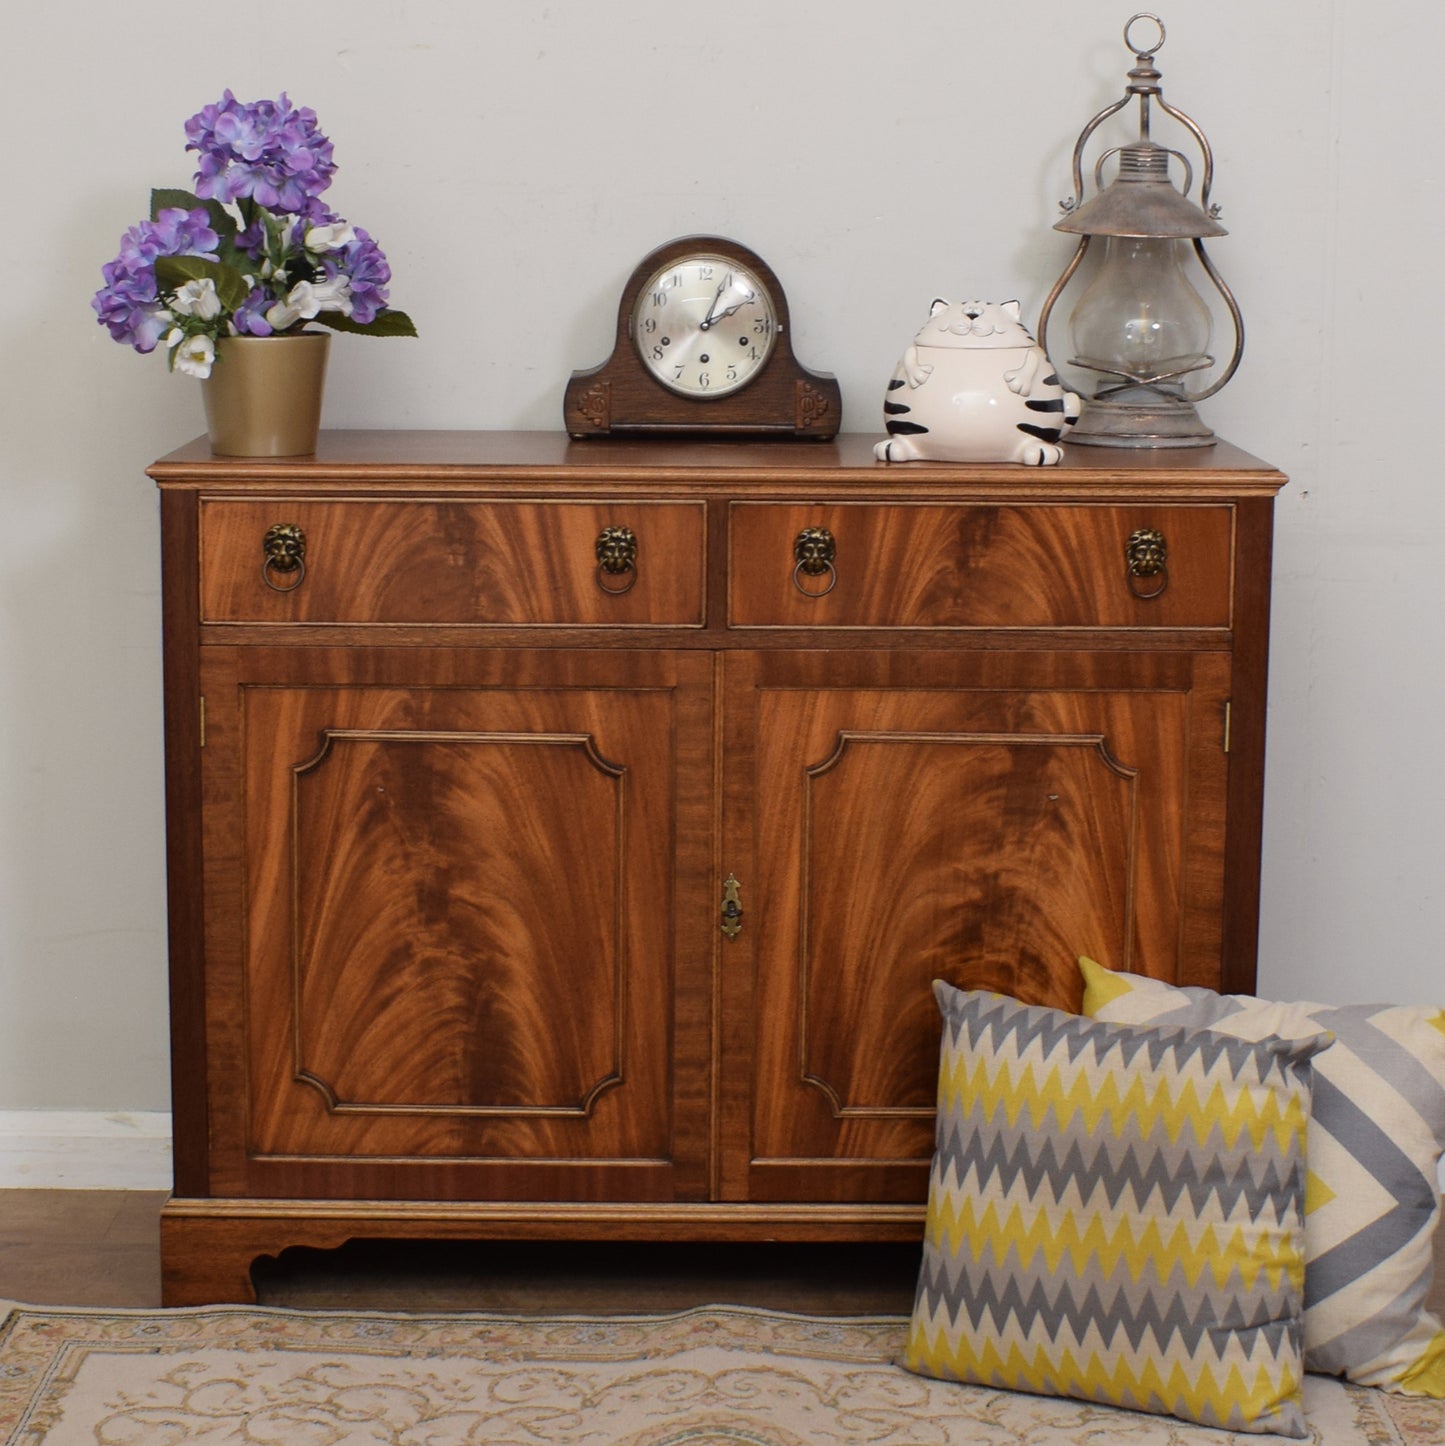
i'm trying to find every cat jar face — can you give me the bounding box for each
[914,298,1036,349]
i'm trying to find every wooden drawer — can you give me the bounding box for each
[199,499,706,625]
[728,502,1233,629]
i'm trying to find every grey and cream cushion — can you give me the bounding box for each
[903,982,1326,1436]
[1081,957,1445,1396]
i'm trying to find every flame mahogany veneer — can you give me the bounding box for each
[149,431,1285,1305]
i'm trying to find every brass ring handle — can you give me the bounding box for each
[595,525,638,596]
[792,526,837,598]
[262,523,307,593]
[1125,527,1168,600]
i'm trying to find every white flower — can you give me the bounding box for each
[305,221,356,252]
[170,278,222,321]
[265,277,354,331]
[168,332,216,380]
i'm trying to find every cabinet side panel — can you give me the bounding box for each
[160,488,208,1196]
[1220,496,1275,994]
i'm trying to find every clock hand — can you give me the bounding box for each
[699,289,756,331]
[699,277,730,330]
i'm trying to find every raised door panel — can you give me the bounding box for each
[199,646,713,1202]
[720,649,1229,1204]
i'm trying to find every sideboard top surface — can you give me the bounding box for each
[150,432,1285,500]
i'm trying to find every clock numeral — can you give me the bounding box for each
[727,365,739,382]
[753,317,772,336]
[673,365,686,381]
[698,373,711,390]
[643,318,657,334]
[669,272,682,288]
[749,347,761,362]
[652,345,666,361]
[652,290,668,307]
[698,265,714,281]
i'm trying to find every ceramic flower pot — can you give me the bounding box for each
[201,332,330,457]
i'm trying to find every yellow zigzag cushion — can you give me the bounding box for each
[903,982,1327,1437]
[1081,957,1445,1396]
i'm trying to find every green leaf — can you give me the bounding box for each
[313,309,418,338]
[154,255,251,314]
[150,187,204,219]
[202,199,238,251]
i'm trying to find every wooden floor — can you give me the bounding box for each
[0,1190,921,1314]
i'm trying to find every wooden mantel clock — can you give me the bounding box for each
[564,235,842,439]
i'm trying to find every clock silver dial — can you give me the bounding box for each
[631,253,778,397]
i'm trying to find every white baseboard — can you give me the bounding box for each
[0,1111,172,1190]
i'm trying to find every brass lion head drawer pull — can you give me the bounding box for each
[595,525,638,595]
[262,523,307,593]
[792,526,837,598]
[1125,527,1168,600]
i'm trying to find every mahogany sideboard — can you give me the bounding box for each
[149,430,1285,1304]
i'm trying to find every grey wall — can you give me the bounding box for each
[2,0,1438,1112]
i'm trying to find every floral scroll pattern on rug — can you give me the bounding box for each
[0,1304,1439,1445]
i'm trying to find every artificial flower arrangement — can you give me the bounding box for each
[93,91,415,379]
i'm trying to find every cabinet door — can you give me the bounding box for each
[198,646,713,1202]
[719,648,1230,1204]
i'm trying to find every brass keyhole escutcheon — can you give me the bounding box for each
[720,874,743,939]
[792,526,837,598]
[262,523,307,593]
[1125,527,1168,600]
[595,525,638,595]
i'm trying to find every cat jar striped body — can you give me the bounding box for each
[876,298,1080,465]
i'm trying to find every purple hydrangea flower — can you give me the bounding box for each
[325,227,391,324]
[147,206,221,258]
[93,249,165,352]
[92,207,220,352]
[235,216,269,257]
[185,90,336,215]
[231,286,276,337]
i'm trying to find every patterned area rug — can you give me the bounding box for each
[1,1302,1442,1445]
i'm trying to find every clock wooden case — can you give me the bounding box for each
[564,236,842,439]
[149,430,1284,1304]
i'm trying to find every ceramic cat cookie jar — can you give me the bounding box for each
[875,298,1080,465]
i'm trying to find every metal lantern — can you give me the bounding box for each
[1037,13,1243,448]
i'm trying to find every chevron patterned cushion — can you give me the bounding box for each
[1081,957,1445,1397]
[903,982,1327,1437]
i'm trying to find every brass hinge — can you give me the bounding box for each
[199,695,206,749]
[1223,700,1231,755]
